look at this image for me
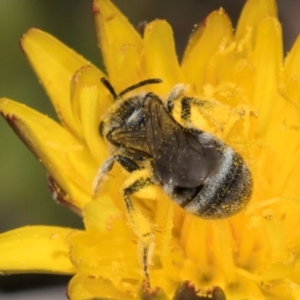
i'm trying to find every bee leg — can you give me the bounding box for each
[122,175,155,287]
[181,97,242,134]
[93,155,140,198]
[166,83,187,112]
[181,97,192,123]
[180,97,208,125]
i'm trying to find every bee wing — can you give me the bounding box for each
[109,127,150,155]
[144,94,220,188]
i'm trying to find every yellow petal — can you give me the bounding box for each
[0,226,75,274]
[83,196,122,232]
[117,43,145,89]
[143,20,185,95]
[67,274,128,300]
[93,0,143,91]
[0,98,96,210]
[21,28,104,138]
[235,0,277,43]
[284,34,300,80]
[231,59,255,105]
[70,66,109,164]
[282,34,300,115]
[250,16,282,135]
[69,220,140,282]
[182,9,233,92]
[266,36,300,196]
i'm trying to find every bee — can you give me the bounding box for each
[94,78,252,281]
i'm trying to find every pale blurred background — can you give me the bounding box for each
[0,0,300,298]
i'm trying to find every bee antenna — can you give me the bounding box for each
[101,77,162,100]
[100,77,118,99]
[119,78,162,97]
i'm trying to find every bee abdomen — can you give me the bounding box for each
[184,147,252,219]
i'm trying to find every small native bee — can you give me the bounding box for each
[93,78,252,281]
[95,78,251,217]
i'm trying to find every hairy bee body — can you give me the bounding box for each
[97,80,252,219]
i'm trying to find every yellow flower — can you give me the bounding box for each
[1,0,300,299]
